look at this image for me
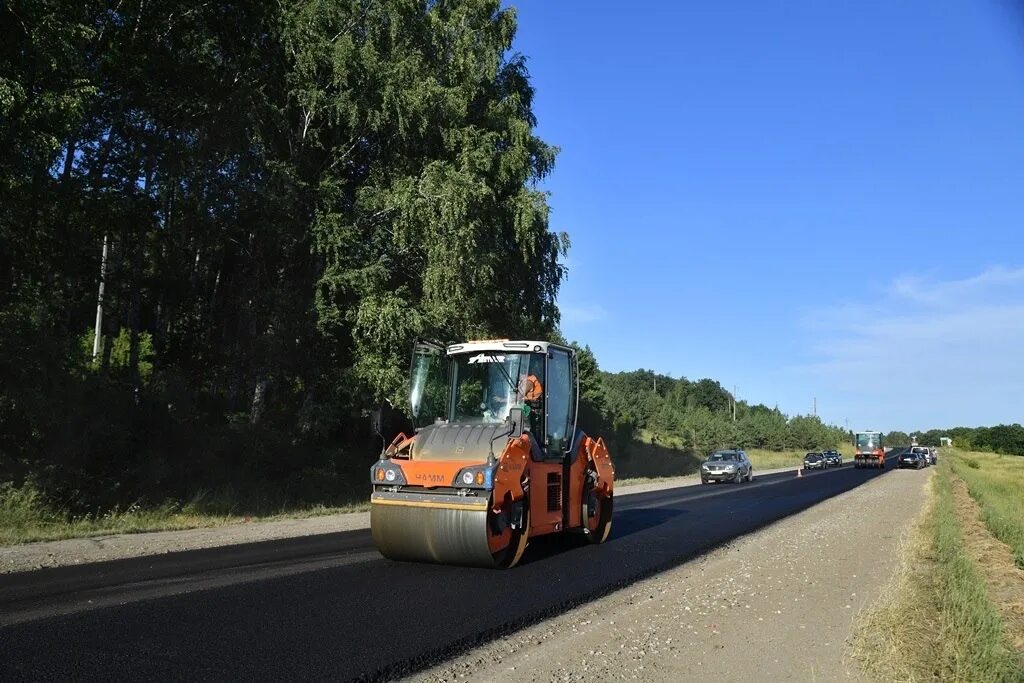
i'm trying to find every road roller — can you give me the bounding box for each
[370,339,615,568]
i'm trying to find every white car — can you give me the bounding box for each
[910,446,932,466]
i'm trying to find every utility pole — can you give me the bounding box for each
[92,234,109,361]
[732,385,738,421]
[813,396,817,418]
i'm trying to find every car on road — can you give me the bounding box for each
[822,449,842,467]
[898,451,925,469]
[701,449,753,484]
[910,446,931,467]
[803,452,827,470]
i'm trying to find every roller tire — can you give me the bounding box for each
[492,500,530,569]
[582,493,613,545]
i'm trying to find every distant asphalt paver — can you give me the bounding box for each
[0,451,905,681]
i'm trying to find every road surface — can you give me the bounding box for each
[0,452,902,680]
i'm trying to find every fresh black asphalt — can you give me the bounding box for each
[0,452,906,681]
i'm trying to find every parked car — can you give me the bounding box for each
[822,449,842,467]
[910,446,931,467]
[898,451,925,469]
[701,449,753,484]
[803,452,827,470]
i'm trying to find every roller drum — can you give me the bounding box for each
[370,492,500,567]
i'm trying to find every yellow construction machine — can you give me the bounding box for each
[369,339,615,568]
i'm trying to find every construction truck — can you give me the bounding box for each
[853,430,885,469]
[369,339,615,568]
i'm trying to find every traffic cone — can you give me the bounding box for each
[797,467,803,478]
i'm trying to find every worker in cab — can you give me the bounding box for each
[518,373,543,402]
[518,356,544,435]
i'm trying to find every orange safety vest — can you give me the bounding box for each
[522,374,543,401]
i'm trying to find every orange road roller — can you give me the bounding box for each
[370,339,615,568]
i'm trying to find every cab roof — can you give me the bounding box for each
[446,340,573,356]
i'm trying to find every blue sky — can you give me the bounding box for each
[509,0,1024,432]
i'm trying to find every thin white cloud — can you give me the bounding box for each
[560,304,608,325]
[798,265,1024,430]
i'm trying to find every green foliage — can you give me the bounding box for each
[595,369,847,455]
[885,430,910,445]
[915,425,1024,456]
[0,0,564,514]
[80,328,155,380]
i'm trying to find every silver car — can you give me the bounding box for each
[701,449,754,484]
[803,452,827,470]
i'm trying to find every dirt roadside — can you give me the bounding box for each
[0,465,805,574]
[410,467,931,683]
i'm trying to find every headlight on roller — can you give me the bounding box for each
[453,466,495,489]
[369,462,407,486]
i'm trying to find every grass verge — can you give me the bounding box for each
[850,460,1022,681]
[949,449,1024,569]
[0,482,368,546]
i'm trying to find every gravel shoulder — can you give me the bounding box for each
[410,467,931,683]
[0,465,805,574]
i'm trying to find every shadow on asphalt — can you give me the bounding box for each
[518,507,688,566]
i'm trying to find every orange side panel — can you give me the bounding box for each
[492,435,530,507]
[584,436,616,495]
[565,453,586,529]
[527,460,563,535]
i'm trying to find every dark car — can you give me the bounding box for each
[803,452,827,470]
[822,449,842,467]
[701,449,754,484]
[898,451,925,469]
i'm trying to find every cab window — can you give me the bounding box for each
[545,349,572,453]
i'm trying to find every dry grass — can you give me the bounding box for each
[747,445,851,470]
[950,449,1024,569]
[612,438,702,480]
[850,462,1022,681]
[849,474,942,681]
[950,475,1024,656]
[0,483,368,546]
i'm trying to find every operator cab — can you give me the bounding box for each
[409,339,578,458]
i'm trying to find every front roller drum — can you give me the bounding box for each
[370,492,529,569]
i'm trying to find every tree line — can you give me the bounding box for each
[573,351,850,455]
[2,0,563,512]
[887,426,1024,457]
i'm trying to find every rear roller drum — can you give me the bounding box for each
[582,492,613,544]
